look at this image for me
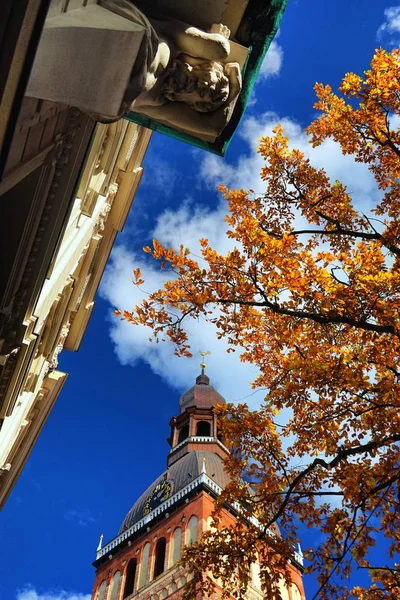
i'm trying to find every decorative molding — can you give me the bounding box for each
[93,183,118,236]
[0,110,79,345]
[96,474,211,560]
[0,109,82,413]
[77,123,107,206]
[122,127,140,169]
[96,471,304,569]
[127,564,183,600]
[0,370,67,509]
[0,144,55,196]
[47,320,71,371]
[170,436,230,455]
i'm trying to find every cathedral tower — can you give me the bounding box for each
[91,372,305,600]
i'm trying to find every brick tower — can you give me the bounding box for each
[91,371,305,600]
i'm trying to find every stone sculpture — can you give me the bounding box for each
[94,0,242,139]
[27,0,243,141]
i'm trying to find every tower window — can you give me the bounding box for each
[153,537,167,579]
[171,527,182,565]
[250,562,261,590]
[290,583,302,600]
[187,515,198,546]
[109,571,121,600]
[277,575,290,600]
[177,424,189,444]
[96,581,107,600]
[196,421,211,436]
[138,542,150,588]
[123,560,137,598]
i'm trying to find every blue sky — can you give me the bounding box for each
[1,3,399,600]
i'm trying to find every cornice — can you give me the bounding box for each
[94,472,223,564]
[94,470,304,571]
[0,370,67,508]
[169,435,230,456]
[0,109,85,416]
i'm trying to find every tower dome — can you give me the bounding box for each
[92,370,305,600]
[119,371,230,532]
[179,370,226,413]
[119,450,230,533]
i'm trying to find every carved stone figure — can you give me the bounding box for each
[92,0,243,139]
[27,0,244,141]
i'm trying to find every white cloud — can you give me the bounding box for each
[377,6,400,42]
[17,589,91,600]
[100,111,380,409]
[100,244,265,408]
[259,40,283,80]
[200,112,380,211]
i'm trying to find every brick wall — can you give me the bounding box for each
[92,490,305,600]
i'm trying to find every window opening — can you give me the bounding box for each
[177,424,189,444]
[109,571,121,600]
[196,421,211,436]
[123,560,137,597]
[138,542,150,588]
[153,537,167,579]
[171,527,182,564]
[187,515,198,546]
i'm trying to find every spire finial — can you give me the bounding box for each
[97,533,104,551]
[196,351,211,385]
[199,350,211,373]
[298,542,303,557]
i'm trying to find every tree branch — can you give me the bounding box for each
[214,297,398,337]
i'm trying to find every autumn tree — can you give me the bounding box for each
[116,49,400,599]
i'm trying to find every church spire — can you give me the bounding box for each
[91,357,306,600]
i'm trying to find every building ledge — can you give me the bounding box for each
[95,470,303,568]
[95,472,213,562]
[170,436,230,455]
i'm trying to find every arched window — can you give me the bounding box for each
[153,537,167,579]
[290,583,302,600]
[171,527,182,565]
[138,542,150,588]
[109,571,121,600]
[207,516,217,531]
[187,515,198,546]
[123,560,137,598]
[196,421,211,436]
[277,575,289,600]
[178,424,189,444]
[250,562,261,590]
[97,581,107,600]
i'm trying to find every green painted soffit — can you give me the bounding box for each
[125,0,288,156]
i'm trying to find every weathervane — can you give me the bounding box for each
[199,350,211,371]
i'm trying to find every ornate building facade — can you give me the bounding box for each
[0,92,151,507]
[92,373,305,600]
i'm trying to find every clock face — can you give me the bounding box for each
[143,480,173,516]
